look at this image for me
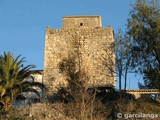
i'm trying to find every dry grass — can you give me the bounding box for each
[1,93,160,120]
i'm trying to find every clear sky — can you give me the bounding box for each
[0,0,141,89]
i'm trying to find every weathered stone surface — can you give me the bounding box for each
[44,16,116,93]
[6,103,75,120]
[62,16,102,28]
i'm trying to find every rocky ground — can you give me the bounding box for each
[0,103,75,120]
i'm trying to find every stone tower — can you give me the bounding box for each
[44,16,115,92]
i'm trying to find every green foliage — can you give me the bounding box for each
[127,0,160,88]
[59,57,79,81]
[57,57,86,103]
[57,57,108,119]
[0,52,45,110]
[139,69,160,89]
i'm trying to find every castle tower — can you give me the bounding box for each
[44,16,116,92]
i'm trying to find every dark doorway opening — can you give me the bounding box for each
[80,23,83,26]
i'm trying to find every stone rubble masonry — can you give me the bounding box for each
[44,16,116,93]
[62,16,102,28]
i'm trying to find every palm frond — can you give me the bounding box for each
[22,87,40,99]
[15,94,26,100]
[0,100,5,107]
[0,52,45,110]
[21,81,46,91]
[17,65,35,81]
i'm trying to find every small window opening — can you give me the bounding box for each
[80,23,83,26]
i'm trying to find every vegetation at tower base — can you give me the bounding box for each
[47,49,135,119]
[0,52,45,111]
[45,53,160,120]
[127,0,160,89]
[49,38,107,119]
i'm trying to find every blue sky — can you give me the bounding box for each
[0,0,141,89]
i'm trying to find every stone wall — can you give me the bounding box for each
[62,16,102,28]
[44,16,116,92]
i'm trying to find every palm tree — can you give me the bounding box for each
[0,52,45,110]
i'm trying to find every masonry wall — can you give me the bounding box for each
[44,26,115,92]
[62,16,102,28]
